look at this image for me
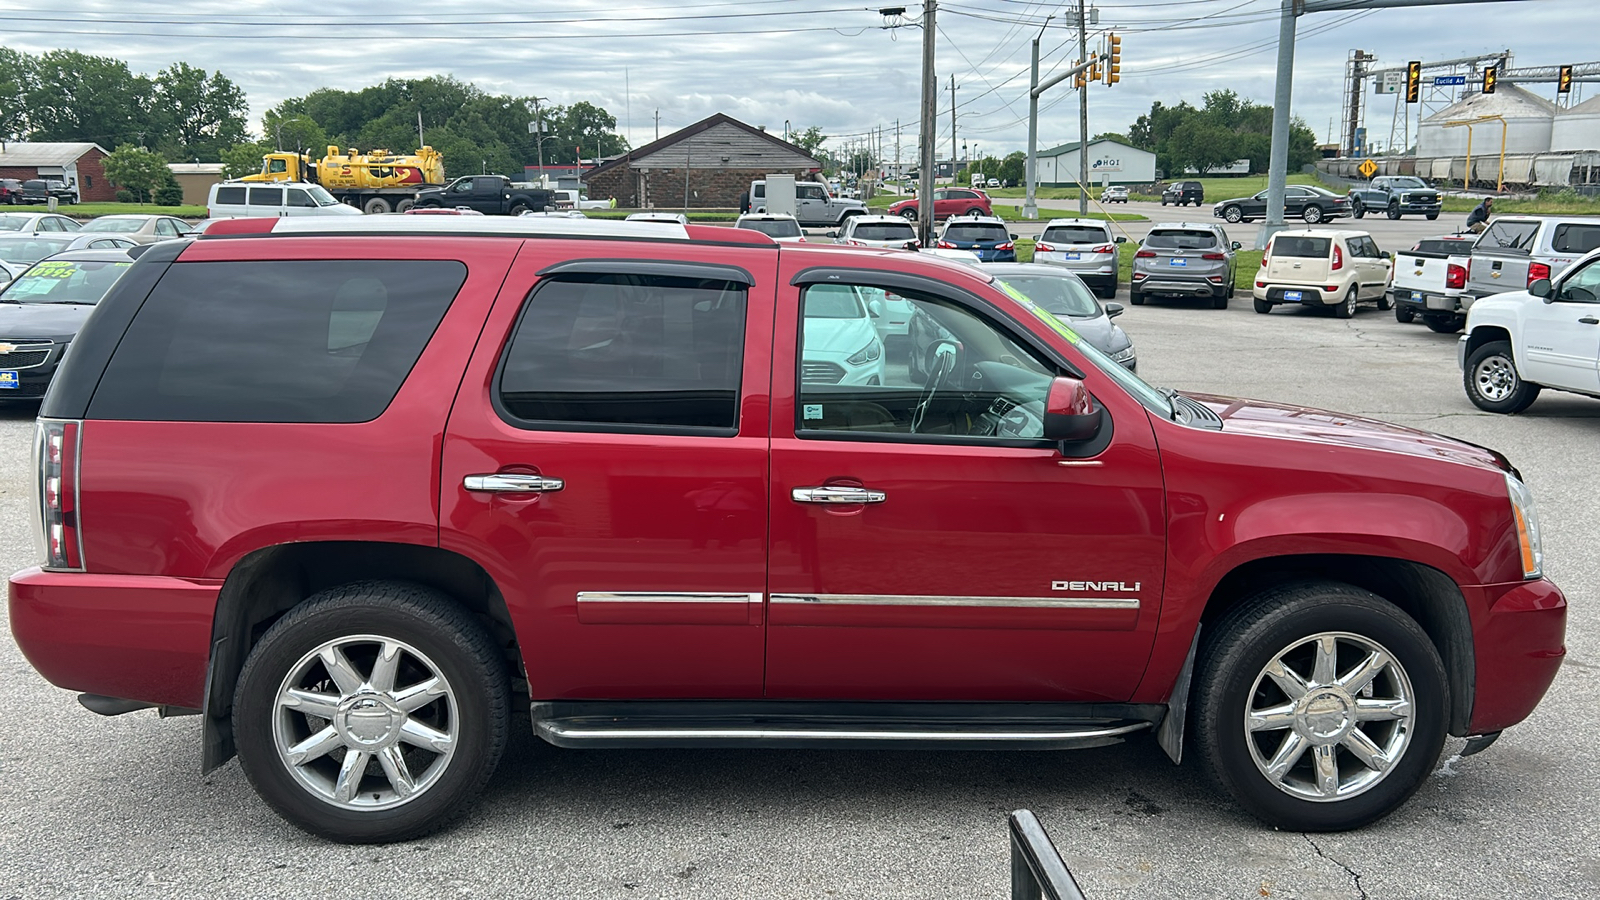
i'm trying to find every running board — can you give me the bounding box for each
[532,700,1159,751]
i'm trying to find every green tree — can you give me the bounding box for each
[790,126,828,158]
[154,168,186,206]
[220,140,272,180]
[152,62,249,161]
[22,51,157,147]
[998,151,1026,186]
[548,101,628,163]
[102,143,170,204]
[0,48,36,141]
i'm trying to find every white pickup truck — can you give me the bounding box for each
[1390,234,1477,333]
[1459,245,1600,413]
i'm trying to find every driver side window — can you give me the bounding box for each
[796,283,1054,441]
[1557,260,1600,304]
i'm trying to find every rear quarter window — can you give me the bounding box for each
[213,186,246,205]
[1551,223,1600,254]
[87,260,467,423]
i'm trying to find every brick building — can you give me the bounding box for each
[582,113,820,208]
[0,142,114,201]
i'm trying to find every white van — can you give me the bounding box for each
[207,182,364,219]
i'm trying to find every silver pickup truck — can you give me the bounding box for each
[1465,215,1600,300]
[1391,234,1477,332]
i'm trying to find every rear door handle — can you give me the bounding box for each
[464,474,565,493]
[792,486,886,505]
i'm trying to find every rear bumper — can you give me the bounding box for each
[1135,275,1225,297]
[7,567,219,709]
[1466,578,1566,734]
[1393,288,1471,313]
[1256,284,1342,305]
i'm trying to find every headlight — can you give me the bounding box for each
[846,340,882,367]
[1108,345,1136,364]
[1506,473,1543,579]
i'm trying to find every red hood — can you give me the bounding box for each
[1188,392,1509,472]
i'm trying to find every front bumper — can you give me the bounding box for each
[1465,577,1566,734]
[0,342,64,401]
[8,567,220,710]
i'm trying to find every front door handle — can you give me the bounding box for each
[792,486,886,505]
[1580,316,1599,325]
[464,473,565,493]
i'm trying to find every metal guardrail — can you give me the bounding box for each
[1009,810,1089,900]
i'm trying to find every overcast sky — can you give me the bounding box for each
[1,0,1590,160]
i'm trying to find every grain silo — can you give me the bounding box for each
[1551,94,1600,152]
[1417,84,1557,158]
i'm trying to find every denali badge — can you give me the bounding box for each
[1052,581,1140,592]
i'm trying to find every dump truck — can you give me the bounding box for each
[241,145,446,214]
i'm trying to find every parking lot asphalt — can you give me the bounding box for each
[1,283,1596,898]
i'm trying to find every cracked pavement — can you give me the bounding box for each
[0,269,1596,898]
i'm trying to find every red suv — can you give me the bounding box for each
[9,216,1565,843]
[888,187,993,222]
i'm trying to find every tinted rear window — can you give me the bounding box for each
[88,260,467,423]
[214,186,246,205]
[1041,226,1109,244]
[1551,223,1600,254]
[739,219,801,238]
[1144,229,1217,250]
[1413,239,1472,255]
[852,222,916,241]
[1272,236,1331,258]
[943,224,1007,242]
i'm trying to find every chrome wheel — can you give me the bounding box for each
[1473,354,1518,402]
[1244,632,1415,803]
[272,634,458,811]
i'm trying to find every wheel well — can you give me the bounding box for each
[200,541,521,772]
[1463,325,1511,361]
[1199,554,1475,736]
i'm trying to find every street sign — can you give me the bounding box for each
[1375,70,1403,95]
[1434,74,1467,86]
[1358,158,1379,179]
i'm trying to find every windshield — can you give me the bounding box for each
[82,218,143,233]
[1391,177,1428,189]
[998,281,1172,418]
[308,185,340,207]
[995,274,1101,318]
[1041,226,1109,245]
[0,238,72,263]
[740,218,802,238]
[1271,236,1331,258]
[853,222,916,241]
[803,284,866,319]
[1144,229,1217,250]
[0,259,130,304]
[943,224,1007,243]
[0,218,29,232]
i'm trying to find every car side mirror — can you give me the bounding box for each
[1231,241,1242,251]
[1104,302,1124,318]
[1530,278,1553,300]
[1382,250,1392,260]
[826,231,839,238]
[1114,236,1127,244]
[868,299,884,318]
[1010,233,1018,240]
[1044,377,1102,444]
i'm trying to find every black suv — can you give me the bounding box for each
[21,180,78,205]
[1161,181,1204,207]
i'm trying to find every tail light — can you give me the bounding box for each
[1260,253,1269,267]
[1201,252,1226,261]
[996,242,1014,251]
[1092,244,1116,254]
[1135,250,1156,258]
[937,240,955,249]
[1034,242,1056,252]
[1255,281,1266,288]
[1446,263,1467,290]
[33,419,84,571]
[848,240,866,246]
[1528,262,1551,286]
[1331,244,1344,270]
[797,236,807,242]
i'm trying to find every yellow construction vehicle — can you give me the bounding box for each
[241,145,446,214]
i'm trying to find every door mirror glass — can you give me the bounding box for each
[1114,236,1127,244]
[1381,250,1392,260]
[1044,376,1102,443]
[1231,241,1242,251]
[867,298,884,318]
[1104,302,1124,318]
[826,231,839,239]
[1530,278,1553,300]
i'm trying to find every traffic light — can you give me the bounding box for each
[1483,66,1497,94]
[1405,60,1421,103]
[1105,34,1122,85]
[1074,60,1085,89]
[1559,65,1574,94]
[1089,59,1100,82]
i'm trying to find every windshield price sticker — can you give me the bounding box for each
[997,280,1082,346]
[29,261,78,279]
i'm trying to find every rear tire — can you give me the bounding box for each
[1395,306,1415,324]
[900,208,917,222]
[509,201,530,216]
[1212,293,1229,310]
[1223,205,1243,224]
[1253,298,1273,314]
[1129,289,1145,306]
[965,207,984,217]
[395,199,416,214]
[1190,581,1448,831]
[1302,205,1324,224]
[1335,287,1357,319]
[363,197,392,215]
[1464,340,1540,413]
[233,581,511,844]
[1424,314,1462,334]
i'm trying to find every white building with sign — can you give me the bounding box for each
[1035,139,1157,187]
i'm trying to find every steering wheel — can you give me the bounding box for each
[911,342,959,433]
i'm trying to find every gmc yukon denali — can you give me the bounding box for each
[8,216,1566,844]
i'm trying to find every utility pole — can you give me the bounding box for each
[918,0,938,248]
[526,97,550,177]
[654,109,661,143]
[1024,16,1052,220]
[1077,3,1090,216]
[894,118,901,190]
[949,75,960,185]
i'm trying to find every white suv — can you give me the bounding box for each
[1253,229,1392,319]
[1459,245,1600,413]
[830,214,918,250]
[734,212,806,243]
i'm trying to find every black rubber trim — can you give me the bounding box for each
[536,257,754,286]
[39,239,187,419]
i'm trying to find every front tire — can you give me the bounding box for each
[1223,205,1243,224]
[1191,581,1448,831]
[1387,203,1402,220]
[1426,212,1440,221]
[1464,340,1540,413]
[233,582,511,844]
[1377,292,1393,311]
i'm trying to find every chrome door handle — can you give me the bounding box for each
[792,486,886,505]
[464,474,565,493]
